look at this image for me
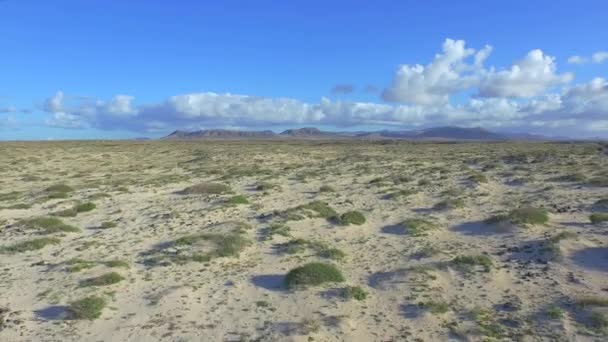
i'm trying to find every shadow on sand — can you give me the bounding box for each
[571,247,608,272]
[251,274,287,292]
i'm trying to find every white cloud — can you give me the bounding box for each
[567,55,587,65]
[478,49,573,98]
[567,51,608,65]
[592,51,608,64]
[382,39,487,105]
[38,39,608,137]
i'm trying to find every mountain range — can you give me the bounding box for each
[162,126,573,141]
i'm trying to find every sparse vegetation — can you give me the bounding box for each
[342,286,368,301]
[451,254,493,272]
[285,262,345,288]
[590,213,608,224]
[400,218,438,236]
[68,296,106,320]
[181,183,232,195]
[80,272,125,287]
[226,195,249,205]
[486,207,549,226]
[19,217,80,234]
[1,237,60,253]
[335,210,366,225]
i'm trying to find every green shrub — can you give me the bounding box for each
[181,183,232,195]
[575,296,608,308]
[486,207,549,226]
[100,221,117,229]
[434,198,465,210]
[336,211,366,225]
[75,202,96,212]
[262,223,291,240]
[319,247,346,260]
[226,195,249,205]
[468,172,488,184]
[65,258,96,272]
[285,262,345,288]
[342,286,368,301]
[300,201,338,219]
[401,218,437,236]
[104,260,129,268]
[80,272,125,287]
[451,255,492,272]
[256,182,278,191]
[1,237,60,253]
[547,306,564,319]
[418,300,449,314]
[68,296,106,320]
[20,217,80,234]
[319,185,336,192]
[45,184,74,193]
[590,213,608,224]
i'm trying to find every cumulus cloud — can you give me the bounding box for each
[382,39,489,105]
[592,51,608,64]
[567,51,608,65]
[38,39,608,137]
[478,49,573,98]
[40,80,608,136]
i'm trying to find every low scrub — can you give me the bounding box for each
[285,262,345,288]
[80,272,125,287]
[335,211,366,226]
[1,237,60,253]
[20,217,80,234]
[180,183,232,195]
[68,296,106,320]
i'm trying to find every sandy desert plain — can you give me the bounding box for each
[0,139,607,342]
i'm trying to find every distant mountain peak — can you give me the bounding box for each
[279,127,325,136]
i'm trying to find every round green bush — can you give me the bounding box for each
[338,211,366,225]
[285,262,345,288]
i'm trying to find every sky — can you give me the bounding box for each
[0,0,607,140]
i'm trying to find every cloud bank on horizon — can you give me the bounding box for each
[5,39,608,137]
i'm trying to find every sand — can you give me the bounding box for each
[0,140,607,341]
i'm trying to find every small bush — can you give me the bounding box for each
[45,184,74,193]
[1,237,60,253]
[80,272,125,287]
[486,207,548,226]
[104,260,130,268]
[401,218,437,237]
[20,217,80,234]
[300,201,338,219]
[336,211,366,225]
[256,182,278,191]
[319,247,346,260]
[65,258,96,272]
[547,306,564,319]
[319,185,335,192]
[68,296,106,320]
[451,255,492,272]
[590,213,608,224]
[285,262,345,288]
[342,286,368,301]
[262,223,291,240]
[100,221,117,229]
[434,198,465,210]
[226,195,249,205]
[468,172,488,184]
[418,300,449,314]
[181,183,232,195]
[575,296,608,308]
[75,202,96,212]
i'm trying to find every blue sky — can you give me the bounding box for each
[1,0,607,140]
